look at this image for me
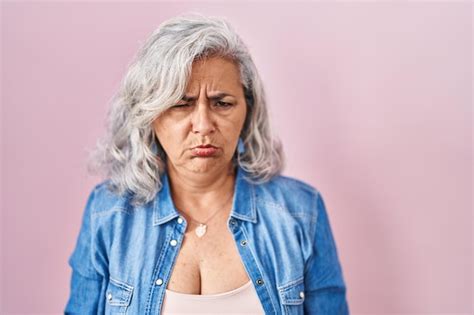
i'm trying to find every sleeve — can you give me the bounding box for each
[64,186,107,314]
[303,191,350,314]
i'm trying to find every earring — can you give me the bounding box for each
[151,141,158,154]
[237,137,245,154]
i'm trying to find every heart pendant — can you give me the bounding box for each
[195,224,207,238]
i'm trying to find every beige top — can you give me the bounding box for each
[162,280,266,314]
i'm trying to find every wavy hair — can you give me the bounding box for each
[87,13,285,206]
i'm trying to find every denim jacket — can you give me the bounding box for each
[65,166,349,314]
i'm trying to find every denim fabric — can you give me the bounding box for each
[65,165,349,314]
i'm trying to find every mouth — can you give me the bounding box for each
[191,144,218,157]
[195,144,217,149]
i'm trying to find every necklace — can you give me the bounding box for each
[179,192,234,238]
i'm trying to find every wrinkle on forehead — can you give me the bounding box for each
[185,56,244,98]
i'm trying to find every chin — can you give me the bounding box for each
[186,157,232,174]
[187,159,219,173]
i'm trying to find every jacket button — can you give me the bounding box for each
[170,239,178,246]
[256,278,264,285]
[155,278,164,286]
[229,219,237,225]
[107,293,113,300]
[240,240,247,246]
[177,217,184,224]
[299,291,305,299]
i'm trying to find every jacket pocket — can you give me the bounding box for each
[105,277,133,315]
[278,277,305,315]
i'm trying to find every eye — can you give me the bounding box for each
[215,101,233,108]
[171,103,190,109]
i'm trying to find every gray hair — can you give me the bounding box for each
[87,13,284,206]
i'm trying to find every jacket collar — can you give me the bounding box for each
[152,165,257,226]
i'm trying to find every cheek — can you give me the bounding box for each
[233,108,247,136]
[153,120,189,156]
[223,114,246,146]
[153,122,171,150]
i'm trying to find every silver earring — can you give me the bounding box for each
[151,141,158,154]
[237,138,245,154]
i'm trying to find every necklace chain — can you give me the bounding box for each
[179,191,234,226]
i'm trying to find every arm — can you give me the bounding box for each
[304,191,350,314]
[65,187,106,315]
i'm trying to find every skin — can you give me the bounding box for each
[152,56,247,220]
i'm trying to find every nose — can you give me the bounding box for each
[191,102,216,135]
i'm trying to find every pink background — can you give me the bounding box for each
[1,1,472,314]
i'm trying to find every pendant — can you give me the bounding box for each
[195,223,207,238]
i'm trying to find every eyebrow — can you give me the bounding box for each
[181,92,235,101]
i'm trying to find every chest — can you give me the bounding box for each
[165,218,250,295]
[99,208,311,315]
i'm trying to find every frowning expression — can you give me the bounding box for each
[152,56,247,175]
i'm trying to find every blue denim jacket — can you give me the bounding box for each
[65,166,349,314]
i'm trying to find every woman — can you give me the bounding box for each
[65,13,349,314]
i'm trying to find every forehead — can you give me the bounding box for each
[187,56,242,90]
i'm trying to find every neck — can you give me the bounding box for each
[166,162,237,219]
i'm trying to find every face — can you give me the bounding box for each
[152,56,247,175]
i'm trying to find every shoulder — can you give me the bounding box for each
[267,174,318,195]
[252,173,322,219]
[86,179,135,216]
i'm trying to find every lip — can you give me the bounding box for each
[191,144,218,157]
